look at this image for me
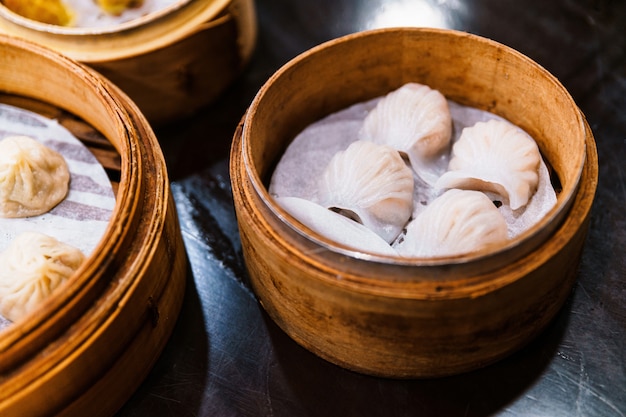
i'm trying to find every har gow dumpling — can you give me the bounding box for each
[435,119,541,210]
[358,82,452,185]
[0,135,70,218]
[317,140,414,244]
[0,231,85,322]
[395,189,508,258]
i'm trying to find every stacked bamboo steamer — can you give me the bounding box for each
[0,0,257,124]
[0,33,187,416]
[230,28,598,378]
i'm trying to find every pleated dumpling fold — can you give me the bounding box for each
[395,189,508,258]
[317,140,414,244]
[359,82,452,186]
[435,119,541,210]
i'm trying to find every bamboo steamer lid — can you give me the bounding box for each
[230,28,598,378]
[0,34,187,416]
[0,0,257,124]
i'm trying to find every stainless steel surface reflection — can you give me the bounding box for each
[116,0,626,416]
[364,0,454,29]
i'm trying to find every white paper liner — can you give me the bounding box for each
[269,96,557,257]
[0,103,115,328]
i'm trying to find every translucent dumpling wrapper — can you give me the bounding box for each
[0,135,70,218]
[0,231,85,322]
[275,196,398,257]
[358,82,452,186]
[395,189,508,258]
[317,140,414,244]
[435,119,541,210]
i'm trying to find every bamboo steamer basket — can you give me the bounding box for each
[0,35,187,415]
[0,0,257,125]
[230,28,598,378]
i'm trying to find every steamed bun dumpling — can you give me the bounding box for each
[395,189,508,258]
[358,82,452,185]
[0,135,70,218]
[435,119,541,210]
[0,231,85,322]
[317,140,414,244]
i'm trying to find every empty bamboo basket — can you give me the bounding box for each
[0,34,187,416]
[230,28,598,378]
[0,0,257,125]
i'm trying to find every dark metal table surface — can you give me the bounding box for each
[116,1,626,416]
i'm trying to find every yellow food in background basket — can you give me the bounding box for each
[2,0,74,26]
[96,0,144,15]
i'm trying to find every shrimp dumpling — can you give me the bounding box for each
[395,189,508,258]
[0,135,70,218]
[358,83,452,185]
[317,140,414,244]
[0,232,85,322]
[435,119,541,210]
